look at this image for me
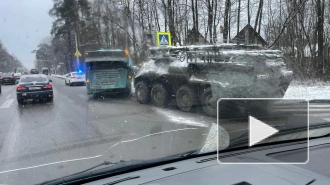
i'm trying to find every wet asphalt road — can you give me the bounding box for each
[0,76,214,184]
[0,76,330,184]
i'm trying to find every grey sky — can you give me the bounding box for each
[0,0,54,69]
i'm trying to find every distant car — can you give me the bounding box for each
[1,73,16,85]
[64,72,86,86]
[16,74,53,104]
[14,73,22,80]
[41,67,49,75]
[30,69,39,74]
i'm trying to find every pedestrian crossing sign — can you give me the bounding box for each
[156,32,172,46]
[74,50,82,57]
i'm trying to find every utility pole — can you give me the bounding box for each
[73,0,80,69]
[148,3,156,46]
[75,31,79,66]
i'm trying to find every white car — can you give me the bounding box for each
[64,72,86,86]
[14,73,22,79]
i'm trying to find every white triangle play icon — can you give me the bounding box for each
[249,116,279,147]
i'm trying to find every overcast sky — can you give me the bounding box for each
[0,0,54,69]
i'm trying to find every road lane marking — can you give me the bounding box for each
[107,127,199,150]
[0,155,102,174]
[0,99,15,108]
[6,94,11,99]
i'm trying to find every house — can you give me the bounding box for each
[184,27,209,45]
[232,24,267,46]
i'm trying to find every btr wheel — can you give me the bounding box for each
[135,81,151,104]
[201,87,217,117]
[201,87,243,118]
[176,85,198,112]
[151,83,171,107]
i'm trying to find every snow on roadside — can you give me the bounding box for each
[52,74,66,79]
[284,80,330,100]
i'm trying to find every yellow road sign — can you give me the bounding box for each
[74,50,82,57]
[156,32,172,46]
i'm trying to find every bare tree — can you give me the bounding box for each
[223,0,231,43]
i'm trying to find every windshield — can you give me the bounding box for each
[86,61,128,70]
[0,0,330,184]
[20,75,48,82]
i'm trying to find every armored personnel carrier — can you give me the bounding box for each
[134,44,293,117]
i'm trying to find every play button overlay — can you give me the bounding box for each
[217,98,309,164]
[249,116,279,147]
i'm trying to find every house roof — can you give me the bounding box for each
[232,24,267,45]
[185,27,209,44]
[186,27,203,38]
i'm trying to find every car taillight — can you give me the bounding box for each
[43,84,52,89]
[70,76,76,79]
[0,78,2,80]
[10,77,14,79]
[17,85,26,91]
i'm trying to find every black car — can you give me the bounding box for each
[1,73,16,85]
[16,74,53,104]
[30,69,39,74]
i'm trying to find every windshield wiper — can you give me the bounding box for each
[39,150,208,185]
[39,160,118,185]
[178,149,200,157]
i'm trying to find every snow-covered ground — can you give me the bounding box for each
[284,81,330,100]
[51,74,66,79]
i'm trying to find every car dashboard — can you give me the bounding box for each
[82,136,330,185]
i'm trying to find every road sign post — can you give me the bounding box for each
[74,49,82,70]
[156,32,172,46]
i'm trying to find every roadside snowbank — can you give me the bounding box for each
[52,74,66,79]
[284,80,330,100]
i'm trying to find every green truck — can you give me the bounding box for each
[84,49,134,97]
